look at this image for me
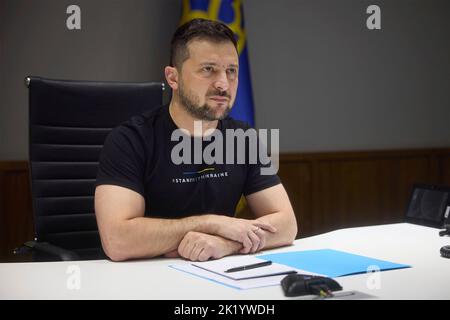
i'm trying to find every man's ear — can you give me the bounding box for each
[165,66,179,91]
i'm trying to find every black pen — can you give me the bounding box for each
[225,261,272,273]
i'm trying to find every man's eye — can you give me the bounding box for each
[227,68,237,75]
[202,66,214,73]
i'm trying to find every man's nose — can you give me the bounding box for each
[213,70,229,92]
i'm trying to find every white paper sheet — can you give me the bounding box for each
[169,263,289,290]
[169,256,319,290]
[191,256,296,280]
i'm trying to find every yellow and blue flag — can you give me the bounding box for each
[180,0,255,126]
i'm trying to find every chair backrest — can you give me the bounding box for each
[28,76,164,260]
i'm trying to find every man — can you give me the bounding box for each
[95,18,297,262]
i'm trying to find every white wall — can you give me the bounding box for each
[244,0,450,152]
[1,0,449,159]
[0,0,180,159]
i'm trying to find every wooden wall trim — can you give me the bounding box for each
[280,148,450,162]
[0,160,33,261]
[277,147,450,238]
[0,161,28,171]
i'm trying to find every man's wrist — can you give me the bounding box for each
[227,239,242,255]
[195,214,224,235]
[219,236,242,256]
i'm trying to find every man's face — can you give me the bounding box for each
[177,39,239,121]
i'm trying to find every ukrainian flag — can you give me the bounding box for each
[180,0,255,126]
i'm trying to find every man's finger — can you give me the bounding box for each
[198,248,211,261]
[190,245,203,261]
[240,237,251,254]
[248,230,260,253]
[242,235,252,252]
[256,229,266,252]
[253,222,277,233]
[186,242,198,260]
[177,237,188,257]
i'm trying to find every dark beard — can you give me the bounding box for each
[178,83,231,121]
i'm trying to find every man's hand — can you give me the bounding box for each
[209,216,277,254]
[238,228,269,254]
[176,231,241,261]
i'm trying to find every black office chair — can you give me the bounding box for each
[16,76,164,261]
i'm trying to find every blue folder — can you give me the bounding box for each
[257,249,411,278]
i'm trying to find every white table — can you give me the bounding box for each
[1,223,449,300]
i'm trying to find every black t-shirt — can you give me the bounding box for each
[96,105,280,218]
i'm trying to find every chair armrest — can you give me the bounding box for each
[15,241,80,261]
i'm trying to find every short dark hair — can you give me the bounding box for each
[170,18,237,69]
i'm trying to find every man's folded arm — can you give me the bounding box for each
[94,184,276,261]
[95,184,213,261]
